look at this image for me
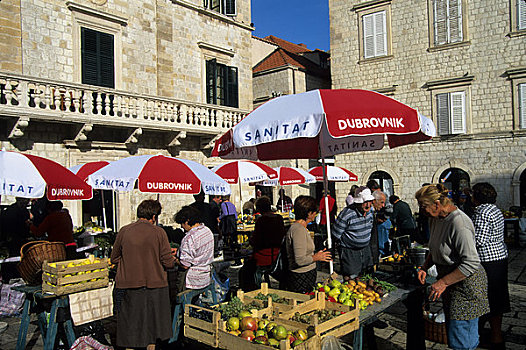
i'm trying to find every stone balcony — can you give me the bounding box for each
[0,71,247,147]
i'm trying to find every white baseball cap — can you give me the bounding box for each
[353,188,374,203]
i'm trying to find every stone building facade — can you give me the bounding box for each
[0,0,254,228]
[250,35,332,203]
[329,0,526,211]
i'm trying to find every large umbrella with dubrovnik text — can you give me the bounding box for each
[87,155,230,195]
[0,150,92,200]
[212,160,278,210]
[69,161,110,181]
[212,89,436,273]
[308,165,358,182]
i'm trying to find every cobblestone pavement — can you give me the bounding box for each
[1,245,525,349]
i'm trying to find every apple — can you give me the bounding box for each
[227,317,240,331]
[258,319,269,330]
[268,338,280,348]
[255,329,266,338]
[329,279,341,288]
[271,325,288,341]
[253,336,269,345]
[286,334,296,344]
[292,339,304,347]
[323,285,331,293]
[240,330,255,341]
[238,310,252,319]
[295,329,308,341]
[266,322,277,333]
[240,316,257,331]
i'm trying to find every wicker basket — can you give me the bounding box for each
[17,241,66,285]
[423,305,447,344]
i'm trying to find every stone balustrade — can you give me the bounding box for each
[0,72,247,136]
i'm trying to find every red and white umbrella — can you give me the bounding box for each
[308,166,358,182]
[212,89,435,160]
[211,160,278,184]
[87,155,230,195]
[69,161,110,181]
[261,166,316,186]
[0,150,92,200]
[211,89,436,273]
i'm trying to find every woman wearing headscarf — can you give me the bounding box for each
[416,184,489,350]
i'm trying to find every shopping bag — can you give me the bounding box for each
[0,278,26,317]
[269,239,288,283]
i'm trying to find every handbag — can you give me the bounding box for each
[269,238,288,282]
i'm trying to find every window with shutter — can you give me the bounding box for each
[363,11,387,59]
[520,83,526,129]
[206,59,238,107]
[436,91,466,135]
[433,0,463,45]
[225,0,236,16]
[436,93,450,135]
[450,91,466,133]
[81,27,114,88]
[519,0,526,30]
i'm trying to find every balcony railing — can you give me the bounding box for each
[0,72,247,136]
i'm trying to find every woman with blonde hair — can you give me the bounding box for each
[415,184,489,350]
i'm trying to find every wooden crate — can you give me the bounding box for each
[184,304,220,347]
[217,319,320,350]
[41,256,109,295]
[238,283,315,314]
[275,293,360,339]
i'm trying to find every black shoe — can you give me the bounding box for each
[371,319,389,329]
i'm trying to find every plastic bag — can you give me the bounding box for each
[321,336,352,350]
[198,270,230,306]
[0,278,26,317]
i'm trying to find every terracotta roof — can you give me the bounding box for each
[263,35,312,54]
[253,48,329,77]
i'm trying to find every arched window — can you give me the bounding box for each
[439,167,470,204]
[369,171,394,198]
[520,169,526,208]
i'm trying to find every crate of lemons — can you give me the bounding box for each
[42,254,110,295]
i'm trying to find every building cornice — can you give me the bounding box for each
[424,75,475,90]
[171,0,254,31]
[504,67,526,79]
[351,0,391,12]
[66,1,128,26]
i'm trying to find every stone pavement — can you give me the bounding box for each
[1,245,525,349]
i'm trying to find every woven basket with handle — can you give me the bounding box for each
[17,240,66,285]
[423,302,447,344]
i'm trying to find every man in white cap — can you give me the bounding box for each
[332,186,375,280]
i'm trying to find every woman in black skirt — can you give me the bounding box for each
[472,183,510,350]
[111,200,175,350]
[284,196,332,293]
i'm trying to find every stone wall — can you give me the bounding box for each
[0,0,23,73]
[18,0,253,108]
[329,0,526,210]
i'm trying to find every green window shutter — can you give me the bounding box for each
[226,66,238,108]
[519,0,526,30]
[450,91,466,134]
[449,0,463,43]
[206,59,217,104]
[374,11,387,56]
[520,83,526,129]
[436,93,450,135]
[363,13,375,58]
[210,0,220,12]
[434,0,448,45]
[225,0,236,15]
[99,32,114,88]
[81,27,114,88]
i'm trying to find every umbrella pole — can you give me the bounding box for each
[321,157,334,275]
[238,181,242,215]
[101,190,107,230]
